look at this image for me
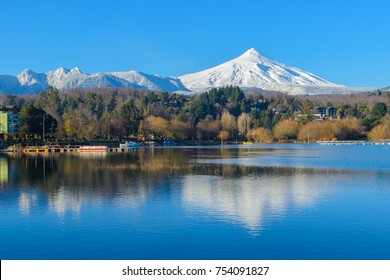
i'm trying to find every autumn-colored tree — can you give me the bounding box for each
[273,119,300,141]
[368,115,390,140]
[297,121,323,142]
[247,128,273,143]
[170,119,191,140]
[140,116,171,140]
[63,107,99,140]
[221,111,236,138]
[368,124,390,140]
[100,111,128,140]
[237,113,252,136]
[196,116,220,140]
[331,118,365,140]
[297,118,365,142]
[218,130,230,144]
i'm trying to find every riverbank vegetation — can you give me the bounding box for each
[1,86,389,143]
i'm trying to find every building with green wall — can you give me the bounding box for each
[0,106,20,134]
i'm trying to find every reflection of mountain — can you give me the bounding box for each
[48,188,84,216]
[18,191,38,215]
[182,172,329,231]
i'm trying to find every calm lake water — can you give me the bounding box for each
[1,144,390,260]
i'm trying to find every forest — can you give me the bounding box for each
[1,86,390,143]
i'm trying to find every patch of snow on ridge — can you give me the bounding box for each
[111,70,190,92]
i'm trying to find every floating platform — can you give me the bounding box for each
[317,141,390,145]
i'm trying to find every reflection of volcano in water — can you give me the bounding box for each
[48,188,84,216]
[182,172,330,231]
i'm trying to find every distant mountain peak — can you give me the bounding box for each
[54,67,70,73]
[17,68,46,87]
[236,48,264,62]
[70,67,82,74]
[18,68,37,76]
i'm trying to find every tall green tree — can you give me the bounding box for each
[120,99,142,134]
[85,92,104,119]
[20,105,57,138]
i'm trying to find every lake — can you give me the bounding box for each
[1,144,390,259]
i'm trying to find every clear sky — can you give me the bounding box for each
[1,0,389,88]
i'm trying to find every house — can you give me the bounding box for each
[315,106,336,119]
[316,107,327,116]
[0,106,20,134]
[326,106,336,117]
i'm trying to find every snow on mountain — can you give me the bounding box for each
[77,72,144,89]
[0,48,374,95]
[179,48,344,94]
[47,68,146,90]
[17,69,48,94]
[0,74,21,94]
[382,86,390,91]
[46,67,70,88]
[0,67,187,94]
[111,70,189,92]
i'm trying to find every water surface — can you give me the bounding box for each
[1,144,389,259]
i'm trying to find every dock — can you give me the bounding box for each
[317,141,390,145]
[1,145,136,154]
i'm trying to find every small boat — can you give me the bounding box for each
[119,141,141,148]
[243,141,253,145]
[78,146,108,152]
[163,140,176,146]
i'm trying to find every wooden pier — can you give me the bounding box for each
[1,145,137,154]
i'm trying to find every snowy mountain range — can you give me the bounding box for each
[0,48,373,95]
[382,86,390,91]
[0,67,189,94]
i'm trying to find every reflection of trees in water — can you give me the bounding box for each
[3,148,386,219]
[5,148,355,196]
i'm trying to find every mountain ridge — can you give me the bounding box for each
[0,48,374,95]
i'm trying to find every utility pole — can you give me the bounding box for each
[43,113,47,142]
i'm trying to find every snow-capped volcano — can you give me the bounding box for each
[179,48,343,92]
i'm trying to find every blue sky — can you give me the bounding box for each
[1,0,389,88]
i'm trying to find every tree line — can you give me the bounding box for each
[1,86,390,143]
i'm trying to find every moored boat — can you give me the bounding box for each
[119,141,141,148]
[163,140,176,146]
